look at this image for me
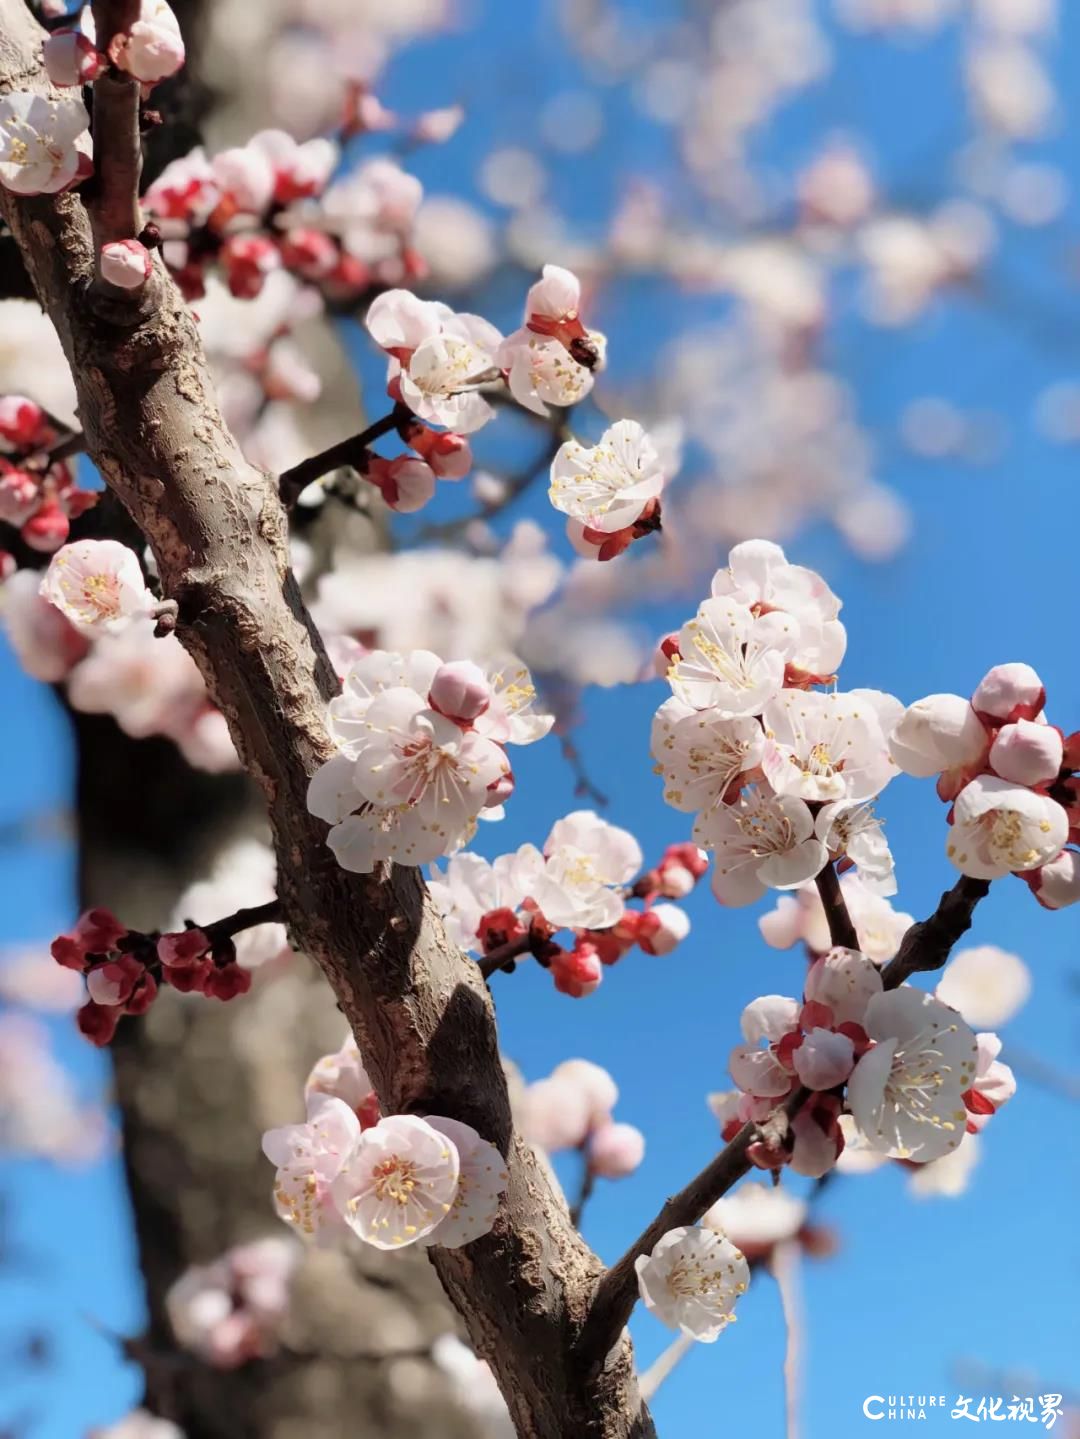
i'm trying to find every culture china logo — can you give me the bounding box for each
[861,1395,1065,1426]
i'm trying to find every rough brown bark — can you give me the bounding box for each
[0,7,653,1434]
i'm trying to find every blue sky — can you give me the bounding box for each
[3,2,1079,1435]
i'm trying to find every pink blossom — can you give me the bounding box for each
[101,239,153,290]
[40,539,153,636]
[108,0,185,85]
[636,903,691,955]
[428,660,491,723]
[44,27,104,86]
[988,718,1063,786]
[587,1121,646,1178]
[972,662,1045,723]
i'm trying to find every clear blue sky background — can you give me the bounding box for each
[2,2,1079,1434]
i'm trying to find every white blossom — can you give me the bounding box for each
[0,92,90,196]
[261,1094,360,1243]
[416,1116,508,1248]
[634,1226,749,1341]
[762,689,899,803]
[703,1182,806,1255]
[847,988,978,1161]
[428,849,531,951]
[947,774,1067,879]
[907,1131,981,1198]
[332,1113,460,1249]
[548,420,664,534]
[650,697,766,813]
[40,540,154,637]
[934,945,1031,1028]
[759,874,914,962]
[814,799,896,895]
[709,539,846,678]
[668,596,799,716]
[803,946,884,1026]
[695,786,827,907]
[497,330,595,416]
[888,693,988,779]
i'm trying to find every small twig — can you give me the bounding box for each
[569,1152,596,1229]
[813,862,858,949]
[46,430,86,466]
[202,898,282,942]
[416,411,572,543]
[880,876,990,990]
[278,407,408,503]
[639,1333,694,1402]
[559,734,608,809]
[1003,1044,1080,1104]
[575,1086,809,1373]
[771,1241,803,1439]
[477,934,532,979]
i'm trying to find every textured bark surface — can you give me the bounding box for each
[77,717,477,1439]
[0,6,653,1434]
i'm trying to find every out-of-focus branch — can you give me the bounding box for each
[813,862,858,950]
[771,1240,803,1439]
[880,877,991,990]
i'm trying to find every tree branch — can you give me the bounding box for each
[879,876,991,990]
[575,1086,809,1375]
[278,407,408,504]
[0,9,653,1434]
[89,2,145,290]
[814,862,858,949]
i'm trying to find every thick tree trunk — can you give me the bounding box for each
[0,6,654,1435]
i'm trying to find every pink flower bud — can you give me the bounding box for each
[791,1027,855,1090]
[220,234,281,300]
[75,907,128,952]
[125,970,158,1015]
[972,663,1045,724]
[653,632,680,677]
[587,1121,646,1178]
[44,29,104,86]
[0,551,15,581]
[989,719,1063,786]
[279,228,339,280]
[428,660,491,723]
[553,945,603,997]
[1027,848,1080,909]
[368,455,436,513]
[413,104,465,145]
[101,238,153,290]
[109,0,185,85]
[636,902,690,955]
[164,958,213,993]
[87,956,141,1007]
[158,929,211,968]
[484,770,515,808]
[204,962,252,1001]
[0,395,49,448]
[21,500,70,553]
[77,999,120,1046]
[661,841,709,879]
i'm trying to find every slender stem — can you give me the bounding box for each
[880,876,990,990]
[813,862,858,949]
[477,934,531,979]
[203,898,283,941]
[569,1152,596,1228]
[639,1334,695,1402]
[575,1086,809,1373]
[771,1241,803,1439]
[279,408,407,502]
[48,431,86,466]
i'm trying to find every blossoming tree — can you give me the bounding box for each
[0,1,1076,1436]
